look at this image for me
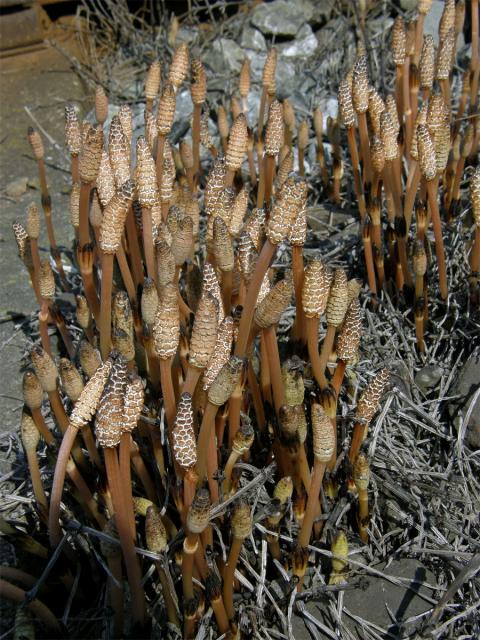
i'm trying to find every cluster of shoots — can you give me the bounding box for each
[8,26,408,640]
[336,0,479,350]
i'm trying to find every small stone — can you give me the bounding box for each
[5,177,28,198]
[415,365,444,391]
[274,59,297,100]
[307,205,354,231]
[310,2,333,24]
[392,361,412,399]
[170,87,193,143]
[343,557,437,636]
[245,50,266,83]
[204,38,244,75]
[279,24,318,59]
[400,0,417,10]
[27,177,40,190]
[449,351,480,449]
[251,0,313,36]
[176,25,199,45]
[241,26,266,52]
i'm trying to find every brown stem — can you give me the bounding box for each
[349,422,368,462]
[142,207,156,285]
[183,468,197,514]
[447,156,466,214]
[26,264,43,307]
[426,179,448,300]
[185,167,195,193]
[182,534,197,603]
[470,66,479,115]
[373,249,385,290]
[332,158,342,204]
[116,246,137,306]
[196,401,218,483]
[234,239,276,358]
[291,246,306,344]
[396,232,413,288]
[440,78,451,111]
[413,14,425,64]
[298,461,326,547]
[79,182,92,247]
[144,332,160,388]
[306,316,328,390]
[224,167,236,189]
[346,127,367,219]
[395,64,404,123]
[206,428,219,504]
[386,161,402,218]
[155,135,166,193]
[38,302,52,356]
[262,326,284,414]
[104,447,146,626]
[30,407,55,446]
[358,488,369,543]
[0,579,61,636]
[49,424,102,547]
[52,308,75,359]
[256,154,266,208]
[318,325,336,387]
[357,112,372,186]
[404,161,421,232]
[125,205,144,288]
[222,537,243,623]
[181,365,202,396]
[331,360,347,396]
[221,270,233,315]
[403,61,412,156]
[382,168,396,224]
[263,155,275,206]
[260,333,272,406]
[192,104,202,177]
[47,390,69,434]
[26,448,48,519]
[227,385,242,449]
[37,159,68,289]
[258,87,267,141]
[472,0,479,74]
[362,234,378,296]
[130,439,158,502]
[160,357,177,431]
[119,432,136,540]
[209,593,230,636]
[29,237,42,280]
[247,363,265,431]
[155,560,180,628]
[415,306,425,353]
[298,148,305,177]
[81,425,102,470]
[470,227,480,274]
[100,252,114,360]
[297,446,312,494]
[77,248,101,322]
[223,450,240,496]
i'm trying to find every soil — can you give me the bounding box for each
[0,31,88,463]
